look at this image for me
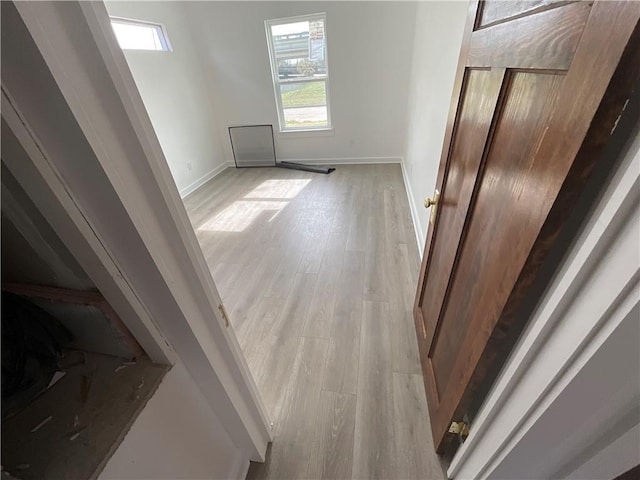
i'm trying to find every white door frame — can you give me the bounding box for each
[3,0,271,463]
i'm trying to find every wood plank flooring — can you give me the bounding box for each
[183,164,445,480]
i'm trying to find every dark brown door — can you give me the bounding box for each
[414,0,640,452]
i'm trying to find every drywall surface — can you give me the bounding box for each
[105,1,227,197]
[1,164,94,290]
[565,422,640,480]
[402,1,467,253]
[489,304,640,479]
[183,1,417,163]
[99,362,246,480]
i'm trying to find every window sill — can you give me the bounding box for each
[277,127,334,138]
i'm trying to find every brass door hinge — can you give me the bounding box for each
[449,421,470,439]
[218,303,230,328]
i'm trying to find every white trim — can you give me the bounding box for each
[400,157,424,258]
[1,89,175,365]
[10,0,271,465]
[79,0,273,459]
[277,127,334,138]
[109,16,173,52]
[81,1,273,459]
[179,161,233,198]
[266,11,329,25]
[264,12,332,132]
[231,459,251,480]
[448,129,640,479]
[278,77,326,86]
[278,156,401,165]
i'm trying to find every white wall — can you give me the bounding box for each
[183,1,417,164]
[105,1,228,197]
[402,1,467,253]
[99,362,247,480]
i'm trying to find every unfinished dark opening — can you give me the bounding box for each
[0,161,167,480]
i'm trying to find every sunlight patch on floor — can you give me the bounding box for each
[244,179,311,199]
[198,200,288,232]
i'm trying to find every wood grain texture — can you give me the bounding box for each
[250,335,301,424]
[393,373,446,480]
[476,0,571,30]
[345,213,367,252]
[387,242,418,311]
[323,289,363,395]
[450,0,640,437]
[390,302,422,375]
[413,0,480,320]
[307,391,356,480]
[468,1,590,69]
[322,251,364,395]
[271,272,318,339]
[353,301,396,479]
[302,254,342,339]
[226,246,284,332]
[185,165,442,478]
[418,67,505,350]
[429,70,565,414]
[413,0,640,453]
[2,282,104,305]
[364,213,389,302]
[234,295,283,371]
[265,248,304,297]
[248,336,329,480]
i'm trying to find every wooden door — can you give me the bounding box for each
[414,0,640,452]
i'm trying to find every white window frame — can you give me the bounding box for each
[265,13,332,133]
[110,16,172,52]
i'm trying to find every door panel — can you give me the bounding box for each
[414,0,640,452]
[419,68,504,349]
[477,0,566,29]
[430,71,565,400]
[468,2,591,70]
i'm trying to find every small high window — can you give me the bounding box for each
[265,14,331,131]
[110,17,172,52]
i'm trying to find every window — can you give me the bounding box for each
[265,14,331,131]
[110,17,172,51]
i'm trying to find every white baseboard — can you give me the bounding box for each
[400,157,425,259]
[179,161,233,198]
[279,156,402,166]
[181,157,424,258]
[227,454,250,480]
[179,158,401,199]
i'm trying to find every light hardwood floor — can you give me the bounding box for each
[183,164,445,480]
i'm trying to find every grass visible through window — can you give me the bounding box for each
[266,13,331,130]
[281,82,326,108]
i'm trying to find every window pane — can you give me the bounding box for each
[266,14,331,131]
[280,81,328,128]
[271,19,326,80]
[111,21,168,51]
